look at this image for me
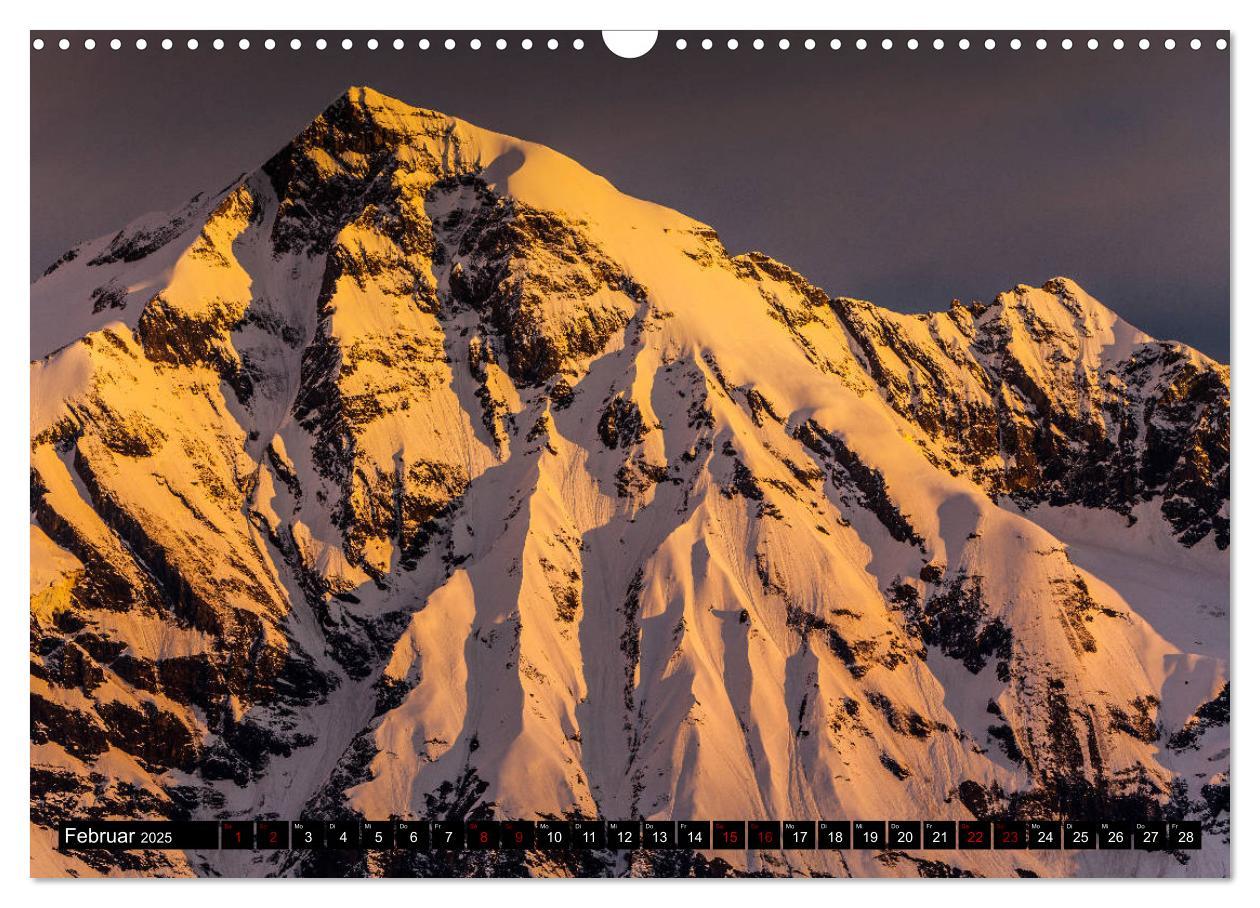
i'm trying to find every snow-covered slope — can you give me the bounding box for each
[30,87,1229,878]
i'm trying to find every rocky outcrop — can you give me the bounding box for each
[836,279,1229,548]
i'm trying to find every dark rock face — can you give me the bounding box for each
[31,691,108,760]
[87,198,202,266]
[42,246,80,277]
[897,573,1013,679]
[836,279,1229,549]
[262,91,457,256]
[598,396,646,449]
[1169,684,1229,752]
[90,281,129,313]
[436,181,644,387]
[794,419,923,546]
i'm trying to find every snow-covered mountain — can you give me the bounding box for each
[30,87,1229,878]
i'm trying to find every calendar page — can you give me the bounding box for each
[29,29,1229,879]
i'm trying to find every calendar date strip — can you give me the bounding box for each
[57,818,1204,852]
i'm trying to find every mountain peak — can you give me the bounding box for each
[1042,274,1088,297]
[291,84,452,152]
[323,84,449,126]
[990,276,1155,360]
[339,84,410,109]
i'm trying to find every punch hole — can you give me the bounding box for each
[602,31,657,58]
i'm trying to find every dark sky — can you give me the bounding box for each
[31,31,1230,361]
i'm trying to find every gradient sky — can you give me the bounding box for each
[31,31,1230,360]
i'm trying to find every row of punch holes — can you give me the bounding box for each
[32,34,1230,53]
